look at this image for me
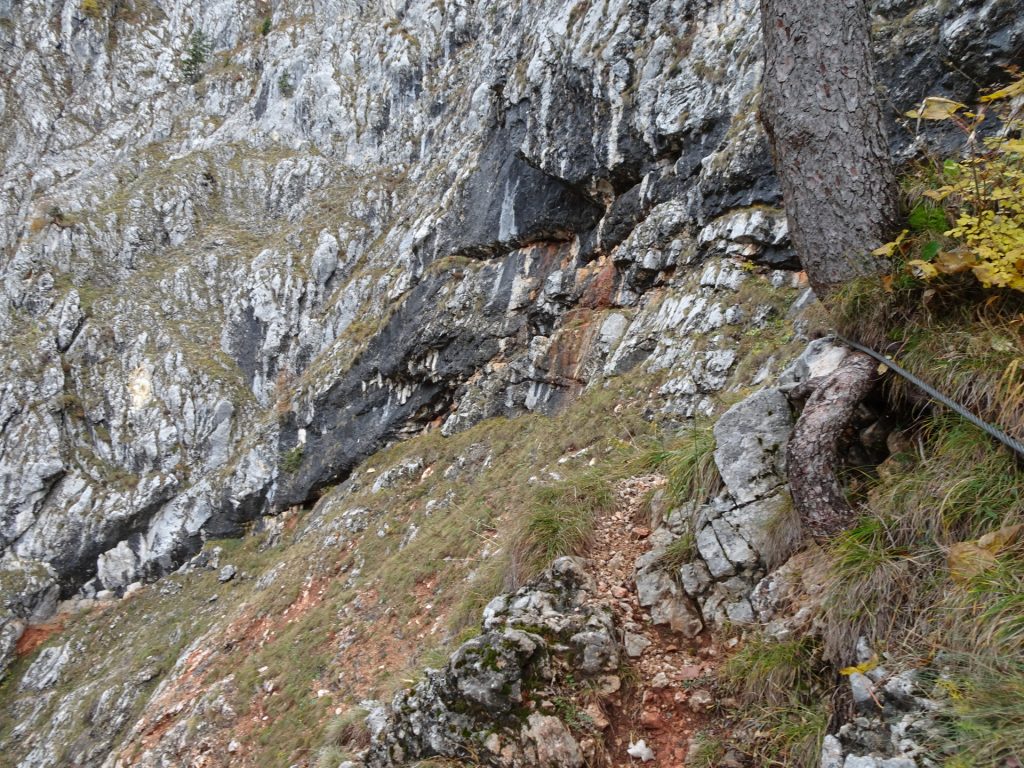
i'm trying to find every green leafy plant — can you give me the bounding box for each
[874,75,1024,291]
[261,16,272,36]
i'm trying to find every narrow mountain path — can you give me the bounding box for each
[585,476,722,767]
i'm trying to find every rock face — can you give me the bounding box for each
[366,557,616,768]
[0,0,1019,724]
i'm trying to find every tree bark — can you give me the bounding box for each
[787,352,878,540]
[759,0,898,298]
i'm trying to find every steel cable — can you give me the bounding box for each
[830,332,1024,459]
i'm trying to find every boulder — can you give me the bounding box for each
[713,388,793,505]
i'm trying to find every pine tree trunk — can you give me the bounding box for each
[759,0,898,298]
[786,352,878,539]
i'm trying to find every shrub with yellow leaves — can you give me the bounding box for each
[874,74,1024,292]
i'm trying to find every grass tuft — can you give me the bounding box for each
[322,706,370,750]
[687,731,727,767]
[722,636,828,707]
[744,703,829,768]
[655,531,697,571]
[627,422,723,507]
[507,471,614,587]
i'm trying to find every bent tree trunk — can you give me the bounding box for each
[759,0,898,299]
[787,352,878,539]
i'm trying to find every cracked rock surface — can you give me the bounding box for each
[366,557,615,768]
[0,0,1022,760]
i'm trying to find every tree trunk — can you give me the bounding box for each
[759,0,898,299]
[787,352,878,540]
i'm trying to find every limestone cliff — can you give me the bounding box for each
[0,0,1021,766]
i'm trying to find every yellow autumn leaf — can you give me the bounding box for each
[905,97,967,120]
[997,139,1024,154]
[907,259,939,278]
[840,655,879,677]
[972,262,1000,287]
[923,187,954,202]
[872,229,908,258]
[979,78,1024,103]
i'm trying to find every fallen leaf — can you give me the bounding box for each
[979,79,1024,103]
[949,542,999,583]
[906,97,967,120]
[934,250,976,275]
[840,655,879,677]
[949,525,1024,583]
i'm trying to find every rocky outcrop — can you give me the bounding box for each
[633,382,800,633]
[366,557,618,768]
[0,0,1020,726]
[629,333,910,636]
[821,642,943,768]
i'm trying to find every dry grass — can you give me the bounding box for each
[322,706,371,750]
[718,636,831,768]
[626,422,723,507]
[760,493,804,570]
[830,270,1024,443]
[821,414,1024,663]
[965,547,1024,650]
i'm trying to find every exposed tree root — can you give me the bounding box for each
[787,351,878,540]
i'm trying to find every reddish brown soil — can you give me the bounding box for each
[585,476,722,767]
[15,616,69,656]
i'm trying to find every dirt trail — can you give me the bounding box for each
[586,476,722,767]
